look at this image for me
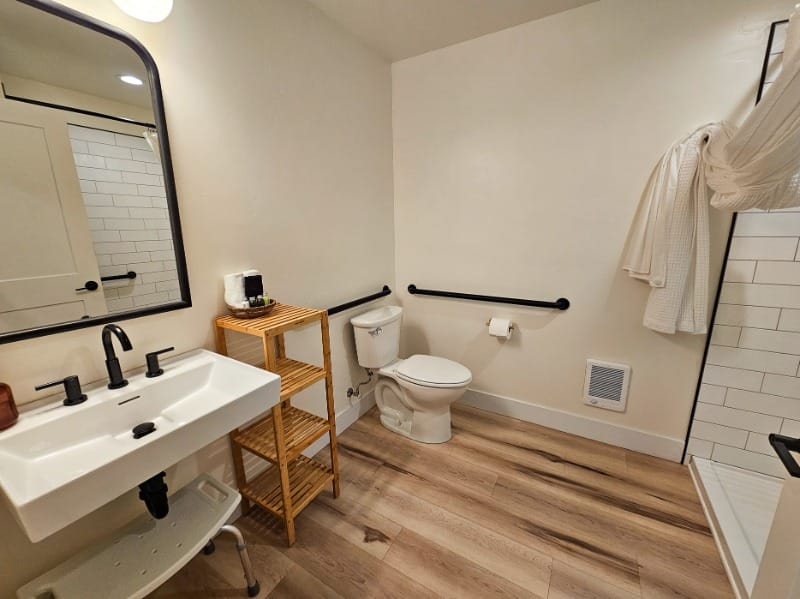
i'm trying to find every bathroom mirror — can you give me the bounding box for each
[0,0,190,343]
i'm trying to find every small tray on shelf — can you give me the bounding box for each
[226,299,276,319]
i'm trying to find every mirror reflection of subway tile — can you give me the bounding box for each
[127,261,166,273]
[129,207,168,219]
[134,292,170,307]
[145,219,171,230]
[135,241,172,252]
[67,125,115,145]
[138,184,167,197]
[103,218,145,230]
[94,241,135,254]
[86,206,129,219]
[120,230,160,241]
[111,252,151,265]
[83,193,114,207]
[74,154,106,168]
[106,298,134,312]
[113,133,151,150]
[87,142,133,159]
[150,250,175,261]
[156,280,180,293]
[113,195,153,208]
[95,181,138,195]
[105,158,147,173]
[142,271,177,284]
[130,148,160,163]
[122,172,161,186]
[76,166,122,182]
[91,231,121,243]
[70,140,88,153]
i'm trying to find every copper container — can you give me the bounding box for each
[0,382,19,431]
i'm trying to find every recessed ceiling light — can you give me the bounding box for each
[111,0,173,23]
[119,74,144,86]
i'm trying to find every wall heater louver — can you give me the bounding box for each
[583,359,630,412]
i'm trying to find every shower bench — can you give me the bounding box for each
[16,474,259,599]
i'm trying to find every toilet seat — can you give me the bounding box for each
[395,354,472,388]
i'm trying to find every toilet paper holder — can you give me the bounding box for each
[485,319,514,331]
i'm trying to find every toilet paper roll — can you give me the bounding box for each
[488,317,513,339]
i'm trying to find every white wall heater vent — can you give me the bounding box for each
[583,359,630,412]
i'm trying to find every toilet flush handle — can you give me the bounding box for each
[369,327,383,336]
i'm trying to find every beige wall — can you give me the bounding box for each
[0,0,392,594]
[392,0,796,446]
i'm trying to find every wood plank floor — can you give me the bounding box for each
[150,405,733,598]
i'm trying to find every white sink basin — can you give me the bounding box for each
[0,349,280,542]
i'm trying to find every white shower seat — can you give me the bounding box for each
[17,474,258,599]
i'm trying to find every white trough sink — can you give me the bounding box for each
[0,349,280,542]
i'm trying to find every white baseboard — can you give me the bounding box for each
[302,390,376,458]
[459,388,684,462]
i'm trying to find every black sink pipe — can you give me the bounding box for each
[138,472,169,519]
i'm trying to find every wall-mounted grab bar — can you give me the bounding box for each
[101,271,137,283]
[769,433,800,478]
[407,284,570,310]
[328,285,391,315]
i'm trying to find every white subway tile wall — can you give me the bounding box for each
[69,125,179,313]
[687,204,800,478]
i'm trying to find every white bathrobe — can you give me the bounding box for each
[623,124,720,334]
[625,9,800,334]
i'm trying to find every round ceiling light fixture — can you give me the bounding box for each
[111,0,173,23]
[119,74,144,86]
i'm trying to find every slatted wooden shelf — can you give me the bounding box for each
[241,457,333,518]
[214,302,340,547]
[272,357,327,400]
[216,303,325,337]
[232,406,330,464]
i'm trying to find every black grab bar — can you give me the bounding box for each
[407,284,570,310]
[328,285,391,315]
[769,433,800,478]
[101,271,137,283]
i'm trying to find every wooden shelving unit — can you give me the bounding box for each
[214,303,340,546]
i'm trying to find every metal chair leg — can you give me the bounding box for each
[218,524,260,597]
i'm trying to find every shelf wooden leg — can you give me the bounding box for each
[276,333,286,359]
[229,430,250,513]
[214,325,228,355]
[271,403,296,546]
[263,333,278,370]
[320,313,340,498]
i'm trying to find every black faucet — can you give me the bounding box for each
[102,324,133,389]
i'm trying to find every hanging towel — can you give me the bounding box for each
[703,10,800,211]
[623,124,721,334]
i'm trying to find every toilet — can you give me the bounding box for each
[351,305,472,443]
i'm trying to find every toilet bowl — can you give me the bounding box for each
[351,306,472,443]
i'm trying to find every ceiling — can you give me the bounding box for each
[307,0,598,61]
[0,0,152,109]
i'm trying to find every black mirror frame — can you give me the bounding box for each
[1,0,192,344]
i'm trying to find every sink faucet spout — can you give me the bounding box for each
[102,324,133,389]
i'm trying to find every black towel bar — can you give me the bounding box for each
[407,284,569,310]
[328,285,391,316]
[101,271,137,283]
[769,433,800,478]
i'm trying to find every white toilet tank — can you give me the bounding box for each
[350,305,402,368]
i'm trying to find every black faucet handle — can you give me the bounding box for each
[35,375,88,406]
[145,347,175,378]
